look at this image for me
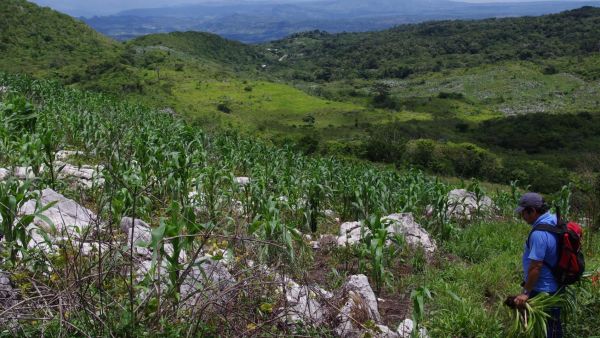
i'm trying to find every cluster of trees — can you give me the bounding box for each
[365,137,570,193]
[361,111,600,193]
[267,7,600,81]
[474,112,600,154]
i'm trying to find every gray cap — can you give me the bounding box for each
[515,192,544,213]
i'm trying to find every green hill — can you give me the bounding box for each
[129,31,265,69]
[0,0,122,82]
[1,1,599,190]
[266,6,600,81]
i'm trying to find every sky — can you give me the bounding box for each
[29,0,596,17]
[29,0,311,16]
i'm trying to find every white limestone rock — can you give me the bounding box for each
[179,257,236,310]
[234,177,251,186]
[337,221,370,246]
[55,162,104,189]
[382,213,437,256]
[120,217,152,257]
[14,166,37,180]
[397,319,429,338]
[447,189,495,220]
[335,274,381,337]
[20,189,98,246]
[279,278,330,325]
[0,168,9,181]
[55,150,85,161]
[324,209,337,219]
[374,324,400,338]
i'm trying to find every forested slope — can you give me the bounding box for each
[266,7,600,81]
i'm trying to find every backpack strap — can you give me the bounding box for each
[526,223,564,269]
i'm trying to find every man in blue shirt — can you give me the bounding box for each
[514,192,562,338]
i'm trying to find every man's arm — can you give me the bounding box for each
[515,260,544,306]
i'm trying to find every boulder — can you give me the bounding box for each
[375,324,400,338]
[55,162,104,189]
[14,166,37,180]
[335,215,436,258]
[397,319,429,338]
[120,217,152,257]
[20,189,98,245]
[179,257,236,310]
[337,221,369,246]
[55,150,85,162]
[279,277,331,325]
[447,189,495,220]
[0,168,9,181]
[335,274,381,337]
[382,213,437,256]
[0,271,18,328]
[0,86,8,94]
[234,177,251,186]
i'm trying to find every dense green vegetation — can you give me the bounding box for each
[362,111,600,192]
[1,0,599,193]
[266,7,600,81]
[0,2,599,336]
[128,32,265,69]
[0,0,121,81]
[1,71,599,337]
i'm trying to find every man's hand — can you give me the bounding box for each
[514,293,529,307]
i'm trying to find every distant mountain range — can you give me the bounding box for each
[83,0,600,43]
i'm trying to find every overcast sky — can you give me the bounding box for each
[29,0,596,16]
[30,0,312,16]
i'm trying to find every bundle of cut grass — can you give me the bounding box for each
[506,290,576,337]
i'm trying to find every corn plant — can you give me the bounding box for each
[507,291,575,337]
[428,179,454,241]
[468,179,486,221]
[0,178,56,264]
[553,184,573,219]
[249,198,303,267]
[411,286,433,338]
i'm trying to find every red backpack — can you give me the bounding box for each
[528,214,585,286]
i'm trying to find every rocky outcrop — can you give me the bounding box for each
[55,161,104,189]
[55,150,85,162]
[337,221,367,246]
[382,213,437,256]
[179,258,236,310]
[335,214,436,256]
[0,168,9,181]
[447,189,495,220]
[279,277,332,325]
[0,160,104,189]
[397,318,429,338]
[120,217,152,257]
[14,166,36,180]
[335,274,382,337]
[20,189,99,252]
[234,177,251,186]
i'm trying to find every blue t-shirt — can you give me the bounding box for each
[522,212,559,293]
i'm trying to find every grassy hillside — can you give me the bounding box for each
[265,7,600,81]
[0,0,122,82]
[1,72,599,338]
[128,31,265,69]
[1,1,599,191]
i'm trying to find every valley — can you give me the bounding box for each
[0,1,599,336]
